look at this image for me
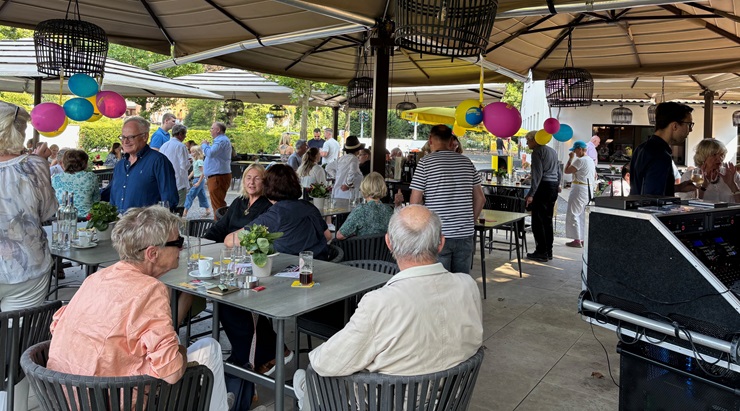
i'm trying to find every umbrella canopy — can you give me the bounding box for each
[0,39,223,99]
[172,69,295,104]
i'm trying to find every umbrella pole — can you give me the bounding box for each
[32,77,41,145]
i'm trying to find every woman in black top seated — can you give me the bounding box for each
[204,163,271,242]
[224,164,331,260]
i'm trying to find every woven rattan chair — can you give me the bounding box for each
[327,243,344,263]
[215,207,229,221]
[0,301,62,411]
[21,341,213,411]
[305,347,485,411]
[333,233,394,263]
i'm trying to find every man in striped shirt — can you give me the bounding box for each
[410,125,485,274]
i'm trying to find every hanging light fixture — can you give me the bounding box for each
[395,92,417,116]
[223,92,244,122]
[34,0,108,77]
[395,0,498,58]
[269,104,287,119]
[611,96,633,125]
[347,48,373,109]
[545,29,593,108]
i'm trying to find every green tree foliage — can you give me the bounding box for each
[0,26,33,40]
[184,99,222,129]
[78,118,124,152]
[502,81,524,109]
[348,110,432,139]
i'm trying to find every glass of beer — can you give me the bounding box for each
[299,251,313,285]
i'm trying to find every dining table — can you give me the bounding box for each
[160,245,392,411]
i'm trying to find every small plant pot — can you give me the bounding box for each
[311,197,325,210]
[251,253,279,277]
[95,222,115,241]
[496,176,504,184]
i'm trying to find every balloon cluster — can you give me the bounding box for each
[30,74,126,137]
[530,117,574,146]
[453,100,523,138]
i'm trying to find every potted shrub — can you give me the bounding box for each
[308,182,331,210]
[239,224,283,277]
[494,169,508,184]
[86,201,119,241]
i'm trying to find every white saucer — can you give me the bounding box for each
[189,270,217,279]
[71,241,98,249]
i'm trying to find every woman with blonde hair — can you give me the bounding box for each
[336,172,394,240]
[103,142,122,168]
[182,145,211,218]
[680,138,740,203]
[0,102,57,410]
[204,163,272,243]
[278,132,294,163]
[297,147,327,189]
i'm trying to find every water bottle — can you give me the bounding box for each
[67,193,79,243]
[56,191,71,250]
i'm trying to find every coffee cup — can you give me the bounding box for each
[198,257,214,276]
[78,231,92,246]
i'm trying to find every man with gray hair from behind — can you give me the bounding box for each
[292,204,483,410]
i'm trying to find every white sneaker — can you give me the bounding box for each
[263,350,295,377]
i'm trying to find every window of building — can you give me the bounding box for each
[592,124,686,166]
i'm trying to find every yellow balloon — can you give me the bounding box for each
[39,117,69,137]
[86,95,102,122]
[455,99,482,128]
[534,129,552,146]
[452,123,466,136]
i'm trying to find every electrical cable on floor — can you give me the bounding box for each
[590,322,620,388]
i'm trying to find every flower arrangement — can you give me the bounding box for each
[86,201,119,232]
[308,182,332,198]
[239,224,284,267]
[494,169,508,178]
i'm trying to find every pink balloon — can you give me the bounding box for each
[482,102,522,138]
[30,102,66,133]
[543,117,561,135]
[96,91,127,118]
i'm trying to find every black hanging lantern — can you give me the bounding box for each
[544,30,593,108]
[647,104,657,126]
[34,0,108,77]
[733,110,740,127]
[223,98,244,119]
[396,95,417,117]
[395,0,498,58]
[347,49,373,109]
[612,98,633,125]
[269,104,287,119]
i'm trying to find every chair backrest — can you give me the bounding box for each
[21,341,214,411]
[478,168,495,182]
[215,207,229,220]
[96,171,114,188]
[327,243,344,263]
[484,194,525,213]
[0,301,62,392]
[306,347,485,411]
[333,233,395,263]
[341,260,400,276]
[188,219,215,238]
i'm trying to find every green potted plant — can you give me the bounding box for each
[308,182,332,210]
[85,201,119,241]
[494,169,508,184]
[239,224,284,277]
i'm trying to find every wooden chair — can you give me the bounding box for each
[21,341,213,411]
[0,301,62,411]
[306,347,485,411]
[333,233,395,263]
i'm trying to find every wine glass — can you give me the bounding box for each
[691,168,704,186]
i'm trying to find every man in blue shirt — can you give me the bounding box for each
[630,102,697,196]
[108,116,179,212]
[202,122,233,214]
[149,113,176,151]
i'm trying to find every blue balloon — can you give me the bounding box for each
[68,73,99,98]
[553,124,574,142]
[465,107,483,126]
[64,98,94,121]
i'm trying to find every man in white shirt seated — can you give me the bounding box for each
[600,164,631,197]
[293,204,483,409]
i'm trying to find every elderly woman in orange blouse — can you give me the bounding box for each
[46,206,230,410]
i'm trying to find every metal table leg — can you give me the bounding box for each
[479,229,487,299]
[275,319,285,411]
[212,302,220,340]
[515,219,523,277]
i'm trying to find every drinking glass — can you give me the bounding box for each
[719,164,727,176]
[220,248,234,286]
[691,168,704,186]
[187,243,201,273]
[299,251,314,285]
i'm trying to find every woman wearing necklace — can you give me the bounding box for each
[204,163,271,242]
[681,139,740,203]
[336,172,394,240]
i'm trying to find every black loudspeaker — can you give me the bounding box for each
[584,207,740,358]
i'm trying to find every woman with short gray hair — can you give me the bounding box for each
[47,206,232,411]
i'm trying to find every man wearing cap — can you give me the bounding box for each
[564,140,596,248]
[288,140,307,171]
[630,102,697,196]
[320,128,340,165]
[326,136,364,200]
[410,125,485,274]
[307,128,324,150]
[524,130,561,262]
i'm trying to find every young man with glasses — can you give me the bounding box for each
[105,116,179,213]
[630,102,698,196]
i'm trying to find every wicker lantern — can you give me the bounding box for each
[223,98,244,121]
[647,104,657,126]
[348,50,373,109]
[34,0,108,77]
[395,0,498,58]
[733,110,740,127]
[269,104,287,119]
[544,30,593,108]
[396,101,417,117]
[612,99,633,125]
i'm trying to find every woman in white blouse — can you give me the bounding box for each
[680,139,740,203]
[297,147,327,189]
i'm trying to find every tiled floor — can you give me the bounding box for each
[30,189,621,411]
